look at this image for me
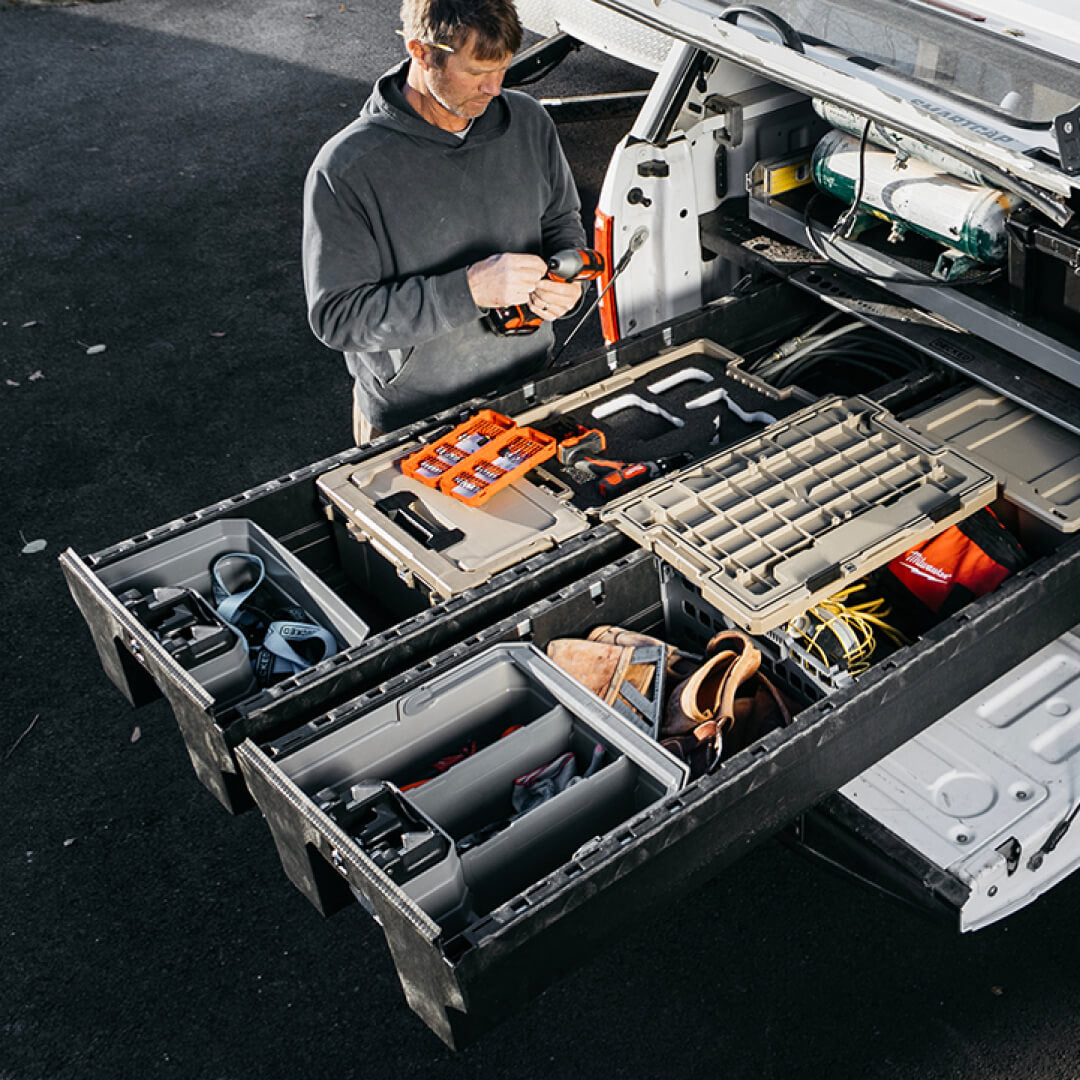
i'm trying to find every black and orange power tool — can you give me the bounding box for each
[487,248,605,336]
[555,424,692,499]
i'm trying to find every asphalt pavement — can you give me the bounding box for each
[3,2,1080,1078]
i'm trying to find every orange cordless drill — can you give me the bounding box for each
[487,248,605,336]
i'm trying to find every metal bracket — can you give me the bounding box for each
[504,32,581,87]
[1053,105,1080,176]
[703,94,743,147]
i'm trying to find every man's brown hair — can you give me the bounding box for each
[400,0,522,62]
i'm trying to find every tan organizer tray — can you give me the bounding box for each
[317,452,587,601]
[907,387,1080,533]
[600,395,998,634]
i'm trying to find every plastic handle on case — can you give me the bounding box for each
[375,492,465,552]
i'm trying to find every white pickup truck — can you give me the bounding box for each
[516,0,1080,931]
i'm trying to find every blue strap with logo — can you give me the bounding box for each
[210,552,337,684]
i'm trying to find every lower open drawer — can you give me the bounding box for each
[237,520,1080,1048]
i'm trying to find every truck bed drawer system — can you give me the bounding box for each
[57,3,1080,1041]
[64,273,1080,1045]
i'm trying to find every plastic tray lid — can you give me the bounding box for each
[907,387,1080,533]
[600,395,998,634]
[317,449,587,601]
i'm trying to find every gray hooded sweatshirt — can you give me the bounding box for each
[302,61,586,431]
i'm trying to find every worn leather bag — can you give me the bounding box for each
[545,634,666,735]
[661,630,792,776]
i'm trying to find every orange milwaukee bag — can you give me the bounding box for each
[887,507,1029,616]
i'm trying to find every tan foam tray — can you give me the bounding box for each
[907,387,1080,533]
[600,396,998,634]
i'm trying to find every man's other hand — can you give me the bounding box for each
[528,277,582,322]
[467,253,547,309]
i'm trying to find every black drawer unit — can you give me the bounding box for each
[238,532,1080,1047]
[65,277,1080,1048]
[60,282,818,813]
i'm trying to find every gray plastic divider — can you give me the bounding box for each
[459,757,640,914]
[282,672,560,798]
[270,644,687,936]
[409,707,575,838]
[95,517,372,706]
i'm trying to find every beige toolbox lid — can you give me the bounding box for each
[316,338,801,603]
[600,395,998,634]
[906,386,1080,532]
[317,450,587,601]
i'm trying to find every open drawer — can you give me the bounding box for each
[59,430,627,813]
[58,282,823,813]
[238,493,1080,1046]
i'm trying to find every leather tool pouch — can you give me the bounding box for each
[660,631,792,777]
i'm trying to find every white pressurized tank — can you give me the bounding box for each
[812,99,994,187]
[810,128,1020,265]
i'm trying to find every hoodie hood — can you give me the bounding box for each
[361,58,512,148]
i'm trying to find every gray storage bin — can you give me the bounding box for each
[280,643,687,931]
[97,518,370,703]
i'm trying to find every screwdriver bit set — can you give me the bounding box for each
[401,410,557,507]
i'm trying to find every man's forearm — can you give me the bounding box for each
[307,267,478,353]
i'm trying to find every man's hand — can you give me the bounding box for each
[467,253,547,309]
[528,277,582,322]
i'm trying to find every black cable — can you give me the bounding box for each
[781,355,907,387]
[802,191,1005,289]
[767,327,930,388]
[832,119,873,241]
[717,4,806,52]
[802,327,927,360]
[811,341,930,370]
[781,347,915,382]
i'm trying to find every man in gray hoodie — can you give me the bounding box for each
[303,0,587,443]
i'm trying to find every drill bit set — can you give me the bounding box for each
[401,409,557,507]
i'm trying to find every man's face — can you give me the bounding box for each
[424,36,512,122]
